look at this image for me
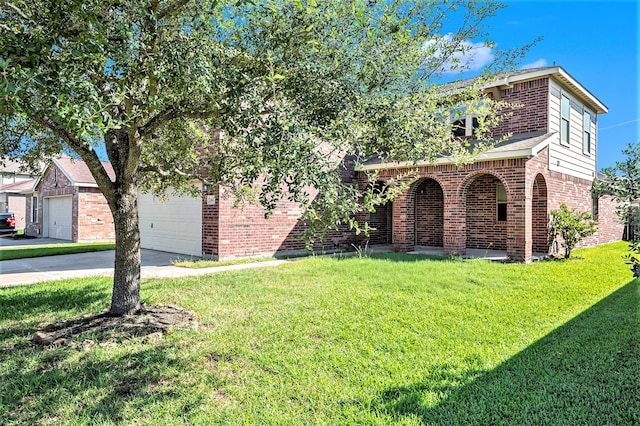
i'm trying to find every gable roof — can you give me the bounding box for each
[359,131,554,171]
[443,66,608,114]
[34,157,115,190]
[0,179,37,193]
[53,157,116,187]
[0,157,44,176]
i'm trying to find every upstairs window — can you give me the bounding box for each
[451,103,484,138]
[497,183,507,222]
[561,94,571,145]
[583,110,592,154]
[452,117,467,137]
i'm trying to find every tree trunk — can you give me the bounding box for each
[109,182,142,316]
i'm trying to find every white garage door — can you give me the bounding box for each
[47,196,72,240]
[138,188,202,256]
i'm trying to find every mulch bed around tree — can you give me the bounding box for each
[31,304,199,349]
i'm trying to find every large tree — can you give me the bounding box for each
[596,142,640,239]
[1,0,520,315]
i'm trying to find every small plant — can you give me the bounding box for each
[624,238,640,277]
[548,203,596,258]
[352,241,370,258]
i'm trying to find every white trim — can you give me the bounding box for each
[358,137,552,171]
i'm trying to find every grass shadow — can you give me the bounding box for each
[0,342,204,424]
[371,279,640,425]
[0,280,110,324]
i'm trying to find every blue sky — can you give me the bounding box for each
[453,0,639,170]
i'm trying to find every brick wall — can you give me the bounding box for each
[368,200,392,245]
[545,169,623,250]
[491,78,549,137]
[25,195,39,237]
[213,191,357,259]
[365,145,623,261]
[591,195,624,245]
[77,188,115,241]
[209,156,360,260]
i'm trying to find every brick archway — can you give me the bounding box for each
[532,174,548,254]
[414,178,444,247]
[368,181,393,245]
[462,173,509,251]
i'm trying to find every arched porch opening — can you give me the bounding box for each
[367,181,393,245]
[465,174,508,251]
[415,178,444,248]
[532,173,549,254]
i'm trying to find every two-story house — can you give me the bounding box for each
[23,66,623,260]
[0,158,42,229]
[360,66,623,261]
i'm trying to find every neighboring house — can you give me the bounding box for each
[22,66,623,260]
[360,66,623,261]
[25,157,115,241]
[0,158,40,229]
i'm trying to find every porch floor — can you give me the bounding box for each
[410,246,548,262]
[364,245,548,262]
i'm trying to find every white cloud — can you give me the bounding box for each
[521,59,548,69]
[424,33,495,74]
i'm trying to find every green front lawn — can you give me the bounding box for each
[1,242,637,425]
[0,242,115,261]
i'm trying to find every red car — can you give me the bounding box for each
[0,212,16,234]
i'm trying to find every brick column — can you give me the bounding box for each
[392,189,414,252]
[443,194,466,255]
[507,195,531,261]
[202,186,219,259]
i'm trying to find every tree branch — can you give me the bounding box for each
[138,105,225,138]
[156,0,192,20]
[1,0,32,22]
[138,163,214,185]
[32,113,117,202]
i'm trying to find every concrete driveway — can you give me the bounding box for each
[0,240,286,288]
[0,235,69,247]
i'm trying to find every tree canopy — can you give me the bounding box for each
[1,0,524,314]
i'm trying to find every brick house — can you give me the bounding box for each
[22,66,623,260]
[25,157,115,241]
[360,66,623,261]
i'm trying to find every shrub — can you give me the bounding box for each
[549,203,596,258]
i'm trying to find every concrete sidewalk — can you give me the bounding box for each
[0,249,287,288]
